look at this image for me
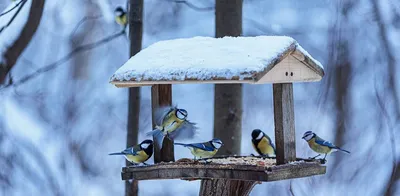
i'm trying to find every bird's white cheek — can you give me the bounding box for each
[141,143,150,149]
[256,133,263,140]
[213,143,222,149]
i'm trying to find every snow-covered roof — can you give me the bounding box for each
[110,36,324,87]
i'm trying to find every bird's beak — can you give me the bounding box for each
[301,136,305,139]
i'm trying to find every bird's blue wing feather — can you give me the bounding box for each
[122,146,139,155]
[186,143,214,151]
[315,137,336,148]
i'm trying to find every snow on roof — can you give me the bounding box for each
[0,0,32,64]
[110,36,324,87]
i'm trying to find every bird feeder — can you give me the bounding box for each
[110,36,326,196]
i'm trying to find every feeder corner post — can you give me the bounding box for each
[273,83,296,165]
[151,84,174,163]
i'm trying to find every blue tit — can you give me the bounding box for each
[109,139,153,165]
[174,139,223,160]
[251,129,276,158]
[147,106,197,148]
[302,131,350,161]
[114,7,127,28]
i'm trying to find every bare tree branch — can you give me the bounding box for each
[171,0,214,11]
[371,0,400,121]
[70,15,102,41]
[0,0,27,33]
[0,0,45,84]
[0,30,125,90]
[371,1,399,194]
[0,0,27,17]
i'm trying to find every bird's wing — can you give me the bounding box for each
[315,136,337,148]
[169,120,198,140]
[122,146,140,155]
[265,135,276,151]
[154,106,174,125]
[185,143,214,151]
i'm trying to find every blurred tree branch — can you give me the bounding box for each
[0,0,45,84]
[0,0,27,17]
[0,30,125,90]
[171,0,213,11]
[371,1,399,195]
[70,15,103,43]
[371,0,400,121]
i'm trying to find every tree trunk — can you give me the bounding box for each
[328,0,353,175]
[213,0,243,158]
[199,179,256,196]
[204,0,252,195]
[0,0,45,84]
[125,1,143,196]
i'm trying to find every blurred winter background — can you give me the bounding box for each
[0,0,399,195]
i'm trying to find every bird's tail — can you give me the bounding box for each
[109,152,124,155]
[174,142,187,147]
[337,148,350,154]
[146,128,164,148]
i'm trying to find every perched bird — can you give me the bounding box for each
[114,6,127,29]
[174,139,223,160]
[251,129,276,158]
[109,139,153,165]
[147,106,197,148]
[302,131,350,161]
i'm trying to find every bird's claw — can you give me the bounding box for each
[320,159,327,164]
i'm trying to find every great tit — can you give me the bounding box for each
[174,139,223,160]
[302,131,350,161]
[147,106,197,148]
[251,129,276,158]
[114,6,127,28]
[109,139,153,165]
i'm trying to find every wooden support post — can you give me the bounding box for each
[200,179,256,196]
[151,84,174,163]
[273,83,296,165]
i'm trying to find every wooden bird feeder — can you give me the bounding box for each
[110,36,326,196]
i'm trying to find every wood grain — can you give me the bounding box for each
[200,179,256,196]
[273,83,296,165]
[120,161,326,182]
[151,84,174,163]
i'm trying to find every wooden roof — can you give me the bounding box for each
[110,36,325,88]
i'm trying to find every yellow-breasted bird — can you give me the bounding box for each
[109,139,153,165]
[147,106,197,148]
[251,129,276,158]
[302,131,350,161]
[174,139,223,160]
[114,6,127,29]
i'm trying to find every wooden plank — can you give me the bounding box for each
[151,84,174,163]
[112,79,254,87]
[120,161,326,181]
[291,49,325,77]
[273,83,296,165]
